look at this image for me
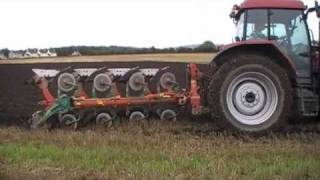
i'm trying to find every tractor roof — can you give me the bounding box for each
[240,0,305,10]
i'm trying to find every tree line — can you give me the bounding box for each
[0,41,220,58]
[55,41,220,56]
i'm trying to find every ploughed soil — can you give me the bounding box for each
[0,61,210,125]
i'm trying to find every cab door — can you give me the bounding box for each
[269,9,311,78]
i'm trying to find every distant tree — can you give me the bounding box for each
[54,47,74,56]
[176,47,193,53]
[194,41,218,52]
[161,47,176,53]
[168,47,176,53]
[2,48,10,57]
[150,46,156,53]
[52,42,221,57]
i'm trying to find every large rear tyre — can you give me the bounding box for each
[208,53,292,133]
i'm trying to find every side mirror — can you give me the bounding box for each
[304,1,320,19]
[315,1,320,17]
[230,5,240,19]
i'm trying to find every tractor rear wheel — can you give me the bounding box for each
[208,53,292,133]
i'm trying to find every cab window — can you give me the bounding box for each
[270,9,310,77]
[246,10,268,40]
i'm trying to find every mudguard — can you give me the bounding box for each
[211,39,297,79]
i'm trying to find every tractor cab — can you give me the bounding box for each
[231,0,313,78]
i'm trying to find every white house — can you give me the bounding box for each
[24,49,39,58]
[37,49,58,57]
[23,48,58,58]
[48,49,57,57]
[72,50,81,56]
[8,51,25,59]
[38,49,48,57]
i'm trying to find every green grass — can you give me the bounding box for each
[0,143,210,175]
[0,122,319,179]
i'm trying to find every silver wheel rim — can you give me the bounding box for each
[128,72,145,91]
[96,113,113,125]
[159,72,176,90]
[57,73,76,92]
[160,109,177,121]
[226,72,278,125]
[129,111,145,121]
[60,114,77,127]
[94,73,112,92]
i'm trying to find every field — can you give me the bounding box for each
[0,120,320,180]
[0,53,320,179]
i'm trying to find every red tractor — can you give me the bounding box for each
[204,0,320,132]
[29,0,320,133]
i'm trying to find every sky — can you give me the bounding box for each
[0,0,318,50]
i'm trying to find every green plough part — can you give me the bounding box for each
[31,95,73,128]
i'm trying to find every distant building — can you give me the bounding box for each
[0,53,7,60]
[38,49,48,57]
[48,49,57,57]
[45,49,57,57]
[24,49,39,58]
[8,50,25,59]
[72,50,81,56]
[24,49,57,58]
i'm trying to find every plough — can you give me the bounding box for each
[29,64,202,129]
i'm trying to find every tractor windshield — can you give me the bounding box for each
[236,9,311,77]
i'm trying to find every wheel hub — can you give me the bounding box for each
[245,92,256,103]
[227,72,278,125]
[233,82,266,116]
